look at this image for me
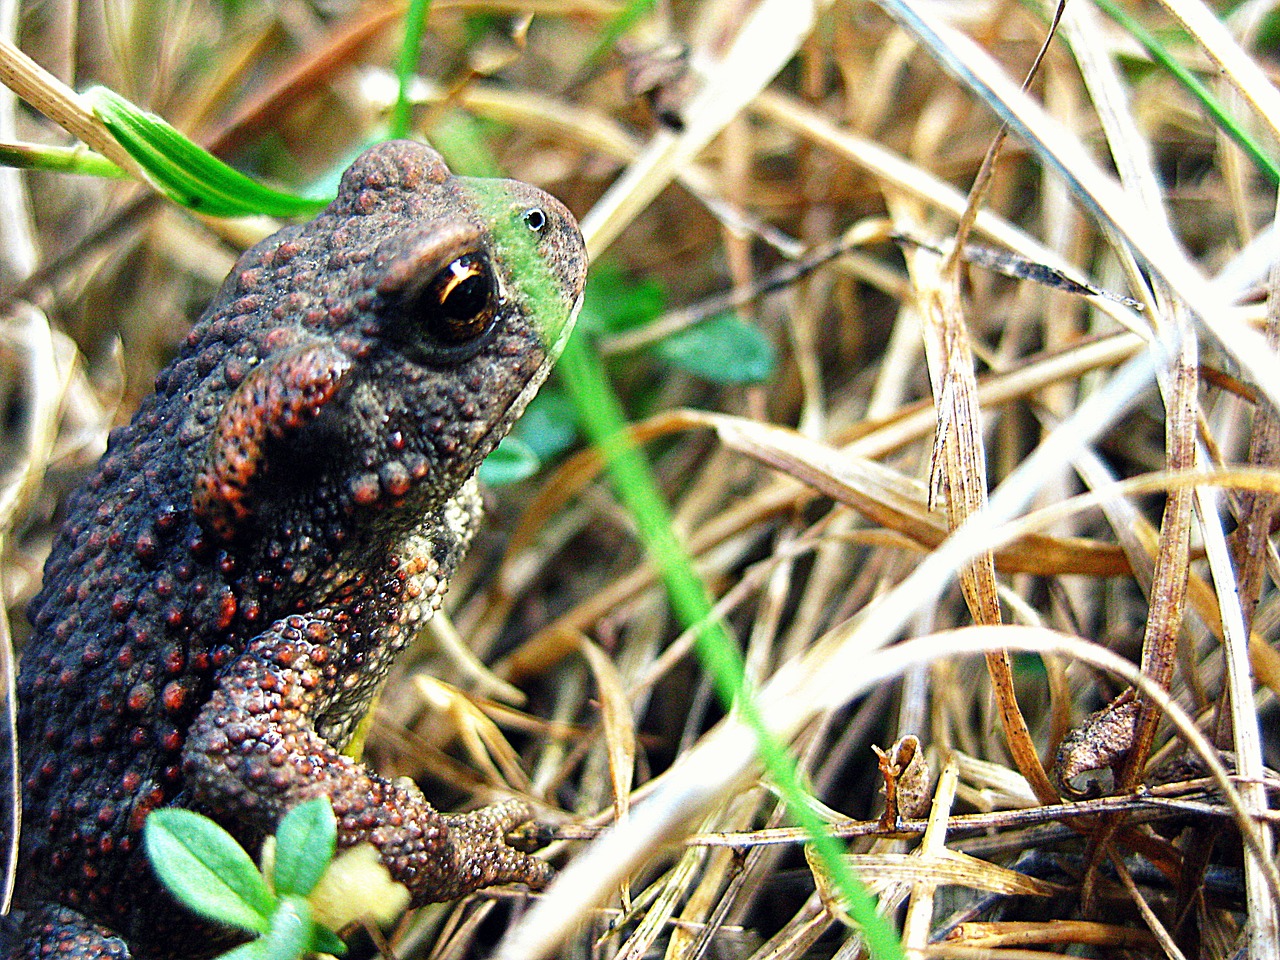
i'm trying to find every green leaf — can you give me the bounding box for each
[578,262,666,335]
[431,111,505,180]
[311,925,348,957]
[271,800,336,898]
[511,388,579,463]
[86,86,330,218]
[653,312,775,384]
[479,434,540,486]
[479,390,581,486]
[145,809,276,935]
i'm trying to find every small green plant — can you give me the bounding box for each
[144,799,347,960]
[579,262,776,385]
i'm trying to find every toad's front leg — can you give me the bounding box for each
[181,615,551,903]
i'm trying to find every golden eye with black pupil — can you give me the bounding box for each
[524,207,547,235]
[422,253,497,345]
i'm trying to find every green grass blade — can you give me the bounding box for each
[435,106,899,958]
[556,331,904,960]
[1090,0,1279,185]
[583,0,658,68]
[391,0,432,139]
[0,142,124,178]
[86,86,329,218]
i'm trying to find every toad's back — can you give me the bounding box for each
[12,140,587,959]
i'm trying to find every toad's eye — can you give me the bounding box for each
[524,207,547,235]
[419,253,498,345]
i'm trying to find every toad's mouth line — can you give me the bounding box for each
[456,287,585,482]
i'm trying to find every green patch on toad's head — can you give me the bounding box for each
[460,176,587,367]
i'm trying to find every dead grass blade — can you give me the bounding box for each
[1060,0,1214,919]
[904,240,1057,810]
[425,615,526,706]
[664,789,771,960]
[897,2,1068,809]
[497,331,1151,680]
[684,783,1241,851]
[1109,851,1189,960]
[1153,0,1280,145]
[411,677,533,793]
[743,900,831,960]
[825,848,1062,900]
[199,4,406,153]
[703,411,1127,576]
[0,574,15,914]
[0,304,63,914]
[0,3,63,903]
[900,757,960,953]
[1220,196,1280,953]
[1197,487,1279,951]
[578,0,834,258]
[1229,254,1280,641]
[503,621,1280,958]
[750,90,1144,335]
[942,919,1158,950]
[1116,350,1196,779]
[577,634,636,832]
[924,948,1089,960]
[872,0,1280,413]
[1047,439,1280,708]
[614,843,706,960]
[493,720,764,960]
[813,762,1061,925]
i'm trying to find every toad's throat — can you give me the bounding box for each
[313,481,480,746]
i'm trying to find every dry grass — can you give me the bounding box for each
[1,0,1279,957]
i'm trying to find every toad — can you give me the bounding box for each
[10,140,587,959]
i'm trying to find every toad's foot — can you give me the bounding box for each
[434,799,553,901]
